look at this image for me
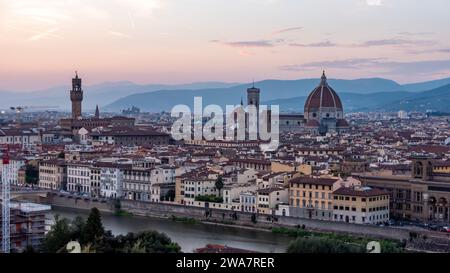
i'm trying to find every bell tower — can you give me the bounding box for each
[247,82,260,109]
[70,71,83,119]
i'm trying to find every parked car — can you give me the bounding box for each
[428,224,439,231]
[440,226,450,233]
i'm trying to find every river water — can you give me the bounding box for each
[47,207,291,253]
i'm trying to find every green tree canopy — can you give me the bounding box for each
[287,237,365,253]
[41,208,182,253]
[25,164,39,185]
[215,176,224,196]
[41,215,73,253]
[82,207,105,244]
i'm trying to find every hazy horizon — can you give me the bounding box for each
[1,0,450,91]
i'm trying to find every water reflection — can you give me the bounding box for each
[47,207,291,253]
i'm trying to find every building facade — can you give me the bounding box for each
[38,159,67,190]
[288,177,337,220]
[67,163,92,194]
[357,156,450,223]
[332,186,390,225]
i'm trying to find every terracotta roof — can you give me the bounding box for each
[306,119,320,127]
[289,177,338,186]
[257,187,285,194]
[304,73,343,112]
[333,187,388,197]
[336,119,349,127]
[433,161,450,167]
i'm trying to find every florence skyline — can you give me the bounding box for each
[1,0,450,91]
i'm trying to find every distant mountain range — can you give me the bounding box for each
[2,77,450,113]
[0,81,241,111]
[105,77,450,113]
[265,84,450,112]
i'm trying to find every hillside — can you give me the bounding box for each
[265,84,450,113]
[0,81,241,110]
[382,84,450,112]
[104,78,407,112]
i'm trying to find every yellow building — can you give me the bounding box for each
[38,159,67,190]
[271,161,312,175]
[332,186,389,225]
[433,161,450,174]
[288,177,338,220]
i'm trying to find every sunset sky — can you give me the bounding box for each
[1,0,450,91]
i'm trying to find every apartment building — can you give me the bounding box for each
[123,168,152,201]
[99,163,126,199]
[256,186,289,214]
[288,177,338,220]
[176,170,219,205]
[67,163,92,194]
[38,159,67,190]
[332,186,390,225]
[90,166,101,197]
[240,191,257,213]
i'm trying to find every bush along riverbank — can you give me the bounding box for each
[114,209,134,217]
[272,227,406,253]
[170,215,199,224]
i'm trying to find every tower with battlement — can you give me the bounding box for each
[70,72,83,119]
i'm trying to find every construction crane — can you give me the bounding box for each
[9,106,25,124]
[1,145,10,253]
[9,105,60,124]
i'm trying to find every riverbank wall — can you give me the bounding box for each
[48,193,115,213]
[120,199,411,241]
[45,193,410,241]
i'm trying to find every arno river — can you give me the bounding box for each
[47,207,292,253]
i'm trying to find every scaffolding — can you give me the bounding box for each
[1,145,10,253]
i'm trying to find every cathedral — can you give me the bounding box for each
[278,71,349,135]
[303,71,349,134]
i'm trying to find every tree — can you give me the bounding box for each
[41,211,182,253]
[251,213,257,224]
[25,164,39,185]
[113,198,121,211]
[82,208,105,245]
[287,237,365,253]
[57,151,65,159]
[123,231,181,253]
[41,215,73,253]
[215,176,224,197]
[195,194,223,203]
[22,245,36,253]
[71,216,86,241]
[165,189,175,201]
